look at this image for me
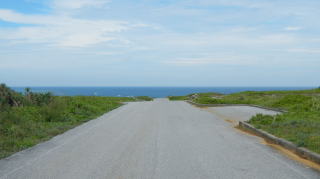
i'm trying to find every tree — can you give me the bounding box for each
[0,83,24,107]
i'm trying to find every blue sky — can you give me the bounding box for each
[0,0,319,87]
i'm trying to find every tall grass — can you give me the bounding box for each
[0,84,141,159]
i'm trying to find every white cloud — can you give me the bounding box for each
[0,9,134,47]
[192,0,270,8]
[52,0,111,9]
[284,26,302,31]
[0,9,58,24]
[286,48,320,54]
[164,56,255,66]
[141,31,298,50]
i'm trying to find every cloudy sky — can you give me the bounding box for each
[0,0,319,86]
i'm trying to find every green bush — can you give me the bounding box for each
[40,99,67,122]
[0,84,26,108]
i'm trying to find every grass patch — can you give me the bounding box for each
[168,96,190,100]
[134,96,153,101]
[0,84,144,159]
[168,92,222,101]
[169,88,320,154]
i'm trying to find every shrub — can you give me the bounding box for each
[25,88,53,106]
[0,84,26,108]
[40,99,67,122]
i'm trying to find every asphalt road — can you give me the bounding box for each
[0,99,319,179]
[204,106,280,122]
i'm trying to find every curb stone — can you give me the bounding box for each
[239,121,320,165]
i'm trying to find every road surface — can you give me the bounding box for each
[0,99,319,179]
[204,106,280,122]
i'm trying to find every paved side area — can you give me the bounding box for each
[204,106,280,122]
[0,99,319,179]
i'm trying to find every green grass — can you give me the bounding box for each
[135,96,153,101]
[0,96,138,159]
[168,92,222,101]
[168,96,190,100]
[169,88,320,153]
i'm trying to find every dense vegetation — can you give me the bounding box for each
[168,88,320,153]
[0,84,149,159]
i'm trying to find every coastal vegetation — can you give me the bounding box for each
[168,88,320,154]
[168,95,190,101]
[0,84,150,159]
[134,96,153,101]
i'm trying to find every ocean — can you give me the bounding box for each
[11,87,315,98]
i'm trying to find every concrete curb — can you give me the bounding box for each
[186,100,287,113]
[239,121,320,165]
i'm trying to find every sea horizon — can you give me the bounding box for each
[11,86,316,98]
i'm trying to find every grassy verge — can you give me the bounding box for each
[168,88,320,154]
[135,96,153,101]
[168,96,190,101]
[0,84,150,159]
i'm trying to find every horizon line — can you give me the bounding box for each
[9,86,317,88]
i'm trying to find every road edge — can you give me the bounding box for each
[238,121,320,165]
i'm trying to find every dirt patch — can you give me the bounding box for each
[225,119,238,126]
